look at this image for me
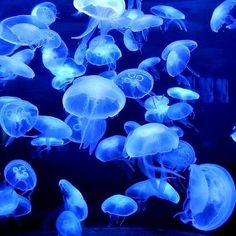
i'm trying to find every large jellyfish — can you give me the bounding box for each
[210,0,236,32]
[167,87,200,101]
[151,5,187,31]
[59,179,88,221]
[56,210,82,236]
[114,68,154,99]
[101,194,138,225]
[177,164,236,231]
[4,159,37,192]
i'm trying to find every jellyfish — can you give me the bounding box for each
[11,49,35,65]
[151,5,187,31]
[127,0,143,10]
[51,76,74,91]
[114,68,154,99]
[138,57,161,80]
[177,164,236,231]
[4,159,37,192]
[144,107,169,123]
[31,2,57,26]
[0,38,18,55]
[0,100,39,145]
[230,126,236,142]
[168,126,184,138]
[101,194,138,225]
[85,35,121,70]
[123,121,140,135]
[99,70,117,80]
[123,29,141,52]
[125,178,180,205]
[59,179,88,221]
[11,194,32,217]
[125,123,179,157]
[158,140,196,171]
[63,75,126,119]
[0,96,22,110]
[167,87,200,101]
[210,0,236,32]
[144,95,169,110]
[95,135,127,162]
[65,115,107,155]
[34,115,72,139]
[56,210,82,236]
[0,184,19,216]
[40,29,62,49]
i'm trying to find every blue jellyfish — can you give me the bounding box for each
[230,126,236,142]
[167,87,200,101]
[95,135,127,162]
[158,140,196,171]
[123,121,140,135]
[114,68,154,99]
[210,0,236,32]
[40,29,62,49]
[59,179,88,221]
[123,29,141,52]
[177,164,236,231]
[11,194,32,217]
[0,38,18,56]
[85,35,122,69]
[125,178,180,204]
[65,115,107,155]
[63,76,126,119]
[125,123,179,157]
[151,5,187,31]
[168,126,184,138]
[11,49,35,65]
[0,100,39,145]
[144,95,169,110]
[51,76,74,91]
[99,70,117,80]
[101,194,138,225]
[127,0,143,10]
[4,159,37,192]
[31,2,57,26]
[56,210,82,236]
[0,96,22,110]
[0,184,19,216]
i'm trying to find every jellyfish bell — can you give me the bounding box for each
[99,70,117,81]
[168,126,184,138]
[144,95,169,110]
[59,179,88,221]
[167,87,200,101]
[144,106,169,123]
[114,68,154,99]
[123,121,140,135]
[0,96,22,110]
[4,159,37,193]
[11,194,32,217]
[51,76,74,91]
[0,38,18,56]
[11,49,35,65]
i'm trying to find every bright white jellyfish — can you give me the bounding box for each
[176,164,236,231]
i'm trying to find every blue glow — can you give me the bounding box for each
[167,87,200,101]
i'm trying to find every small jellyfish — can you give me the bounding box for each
[31,2,57,26]
[51,76,74,91]
[144,95,169,110]
[123,121,140,135]
[123,29,141,52]
[99,70,117,80]
[210,0,236,32]
[40,29,62,49]
[151,5,187,31]
[11,194,32,217]
[144,107,169,123]
[56,210,82,236]
[86,35,121,70]
[101,194,138,225]
[95,135,127,162]
[114,68,154,99]
[177,164,236,231]
[167,87,200,101]
[125,123,179,157]
[4,159,37,192]
[59,179,88,221]
[127,0,143,10]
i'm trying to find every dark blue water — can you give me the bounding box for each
[0,0,236,235]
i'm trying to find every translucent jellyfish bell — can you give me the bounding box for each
[59,179,88,221]
[178,164,236,231]
[167,87,200,101]
[0,38,18,56]
[125,123,179,157]
[123,121,140,135]
[63,75,126,119]
[11,195,32,217]
[56,211,82,236]
[144,95,169,110]
[101,194,138,225]
[4,159,37,192]
[115,68,154,99]
[0,96,22,110]
[144,107,169,123]
[210,0,236,32]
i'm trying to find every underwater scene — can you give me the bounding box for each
[0,0,236,235]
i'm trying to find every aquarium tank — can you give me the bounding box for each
[0,0,236,235]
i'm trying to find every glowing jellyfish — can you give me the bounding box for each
[0,96,22,110]
[123,29,141,52]
[144,107,169,123]
[210,0,236,32]
[95,135,127,162]
[125,123,179,157]
[167,87,200,101]
[40,29,62,49]
[0,38,18,55]
[101,194,138,225]
[99,70,117,80]
[158,140,196,171]
[63,75,126,119]
[51,76,74,91]
[65,115,107,155]
[31,2,57,26]
[34,115,72,139]
[85,35,122,69]
[151,5,187,31]
[127,0,143,10]
[4,159,37,192]
[11,195,32,217]
[123,121,140,135]
[59,179,88,221]
[177,164,236,231]
[125,178,180,204]
[114,68,154,99]
[0,100,38,143]
[0,184,19,216]
[11,49,35,64]
[169,126,184,138]
[56,210,82,236]
[144,95,169,110]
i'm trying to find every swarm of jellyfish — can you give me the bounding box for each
[0,0,235,234]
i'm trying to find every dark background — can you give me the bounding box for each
[0,0,236,235]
